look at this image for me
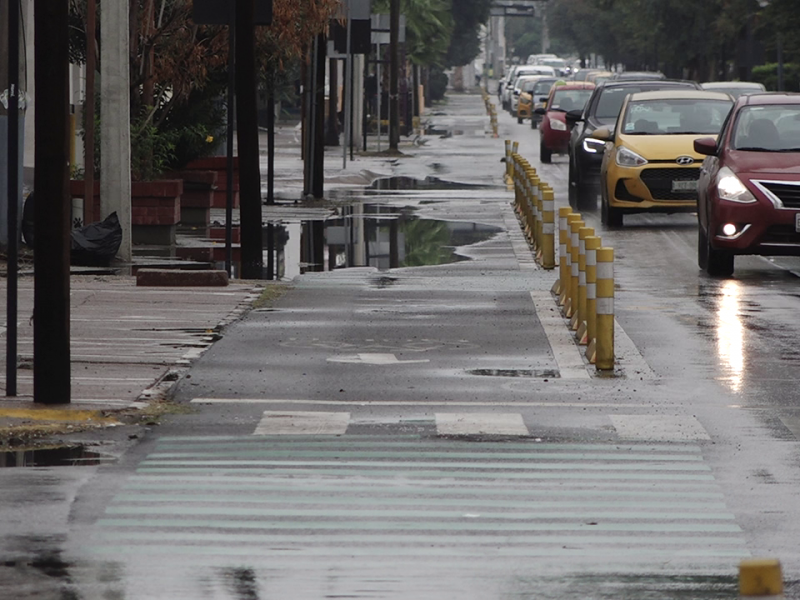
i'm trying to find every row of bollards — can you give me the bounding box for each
[506,142,614,371]
[481,87,499,138]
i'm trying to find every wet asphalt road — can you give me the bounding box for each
[5,91,800,599]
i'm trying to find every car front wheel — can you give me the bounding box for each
[705,226,734,276]
[697,226,709,270]
[600,186,623,227]
[540,140,552,164]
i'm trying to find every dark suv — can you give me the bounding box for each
[567,79,702,207]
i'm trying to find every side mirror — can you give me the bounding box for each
[539,96,549,103]
[565,109,583,124]
[534,107,547,116]
[694,137,718,156]
[592,127,612,141]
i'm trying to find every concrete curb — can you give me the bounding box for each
[136,268,229,287]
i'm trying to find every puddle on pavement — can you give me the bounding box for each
[468,368,560,378]
[250,202,501,279]
[0,445,109,468]
[368,175,492,191]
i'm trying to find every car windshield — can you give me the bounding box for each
[620,98,732,135]
[594,85,695,122]
[732,105,800,152]
[532,81,556,98]
[550,89,593,112]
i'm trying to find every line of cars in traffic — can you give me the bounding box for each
[499,66,800,277]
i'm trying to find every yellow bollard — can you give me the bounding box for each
[553,207,573,295]
[574,226,594,338]
[529,171,541,249]
[584,235,601,358]
[567,218,584,319]
[536,182,547,259]
[540,187,556,270]
[561,213,581,309]
[740,558,783,597]
[595,247,614,371]
[504,140,512,183]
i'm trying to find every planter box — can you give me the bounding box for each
[131,179,183,246]
[166,170,218,226]
[185,157,239,209]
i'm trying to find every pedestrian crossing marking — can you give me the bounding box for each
[435,412,529,435]
[611,415,711,441]
[253,411,350,435]
[85,436,747,572]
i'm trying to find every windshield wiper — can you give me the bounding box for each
[735,147,772,152]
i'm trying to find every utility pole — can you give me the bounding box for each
[312,33,326,199]
[84,0,97,225]
[33,0,71,404]
[100,0,132,262]
[235,0,263,279]
[388,0,399,152]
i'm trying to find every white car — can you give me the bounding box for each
[504,66,558,112]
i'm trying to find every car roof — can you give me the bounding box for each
[595,79,700,91]
[702,81,765,89]
[553,82,596,91]
[611,71,666,80]
[737,92,800,106]
[626,90,733,102]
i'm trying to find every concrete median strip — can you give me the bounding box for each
[135,269,229,287]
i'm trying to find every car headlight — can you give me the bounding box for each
[615,146,648,167]
[550,119,567,131]
[582,137,605,154]
[717,167,756,203]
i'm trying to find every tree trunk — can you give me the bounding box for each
[235,0,263,279]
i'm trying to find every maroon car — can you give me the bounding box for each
[536,82,595,163]
[695,93,800,276]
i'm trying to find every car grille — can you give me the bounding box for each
[756,180,800,209]
[761,224,800,245]
[640,167,700,201]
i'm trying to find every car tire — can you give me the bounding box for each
[540,141,552,164]
[705,228,734,276]
[531,119,538,130]
[600,187,623,227]
[697,226,709,270]
[517,116,523,124]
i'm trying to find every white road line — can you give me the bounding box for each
[435,413,529,436]
[191,398,656,408]
[253,411,350,435]
[530,291,590,379]
[610,415,711,441]
[327,353,430,365]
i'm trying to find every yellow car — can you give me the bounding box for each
[594,90,733,226]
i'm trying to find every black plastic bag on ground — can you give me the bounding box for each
[21,193,123,266]
[71,212,123,266]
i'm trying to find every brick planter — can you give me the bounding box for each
[185,156,239,209]
[166,169,217,227]
[131,179,183,246]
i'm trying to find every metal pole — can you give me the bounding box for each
[225,3,236,276]
[377,46,382,152]
[308,35,319,196]
[6,0,19,396]
[343,1,352,169]
[349,52,354,161]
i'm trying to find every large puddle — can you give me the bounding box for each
[0,445,109,468]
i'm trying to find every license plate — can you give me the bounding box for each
[796,213,800,233]
[672,180,698,192]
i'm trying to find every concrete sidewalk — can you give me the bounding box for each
[0,91,497,445]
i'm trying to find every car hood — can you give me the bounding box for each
[726,150,800,176]
[619,134,716,161]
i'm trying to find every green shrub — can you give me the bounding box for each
[751,63,800,92]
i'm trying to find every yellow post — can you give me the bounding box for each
[584,236,601,359]
[541,187,555,270]
[561,213,581,309]
[529,171,540,249]
[504,140,511,183]
[595,247,614,371]
[567,218,584,319]
[574,226,594,337]
[740,558,783,597]
[554,207,572,296]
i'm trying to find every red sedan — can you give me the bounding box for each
[695,93,800,276]
[536,82,595,163]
